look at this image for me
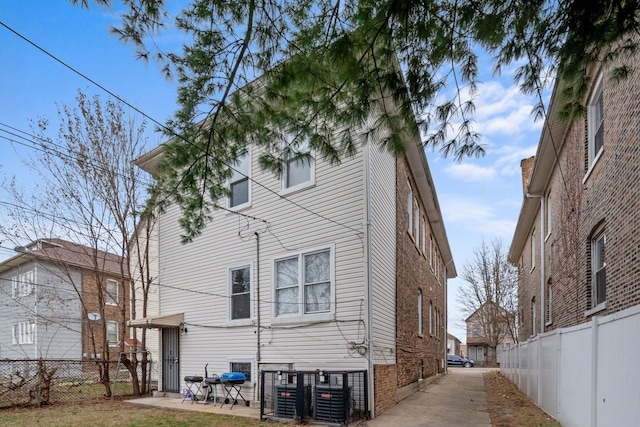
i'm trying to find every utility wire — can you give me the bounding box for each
[0,20,363,237]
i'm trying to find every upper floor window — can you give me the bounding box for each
[421,218,426,254]
[106,279,118,305]
[591,229,606,308]
[429,301,433,335]
[12,270,34,298]
[546,279,553,326]
[545,192,552,237]
[588,74,604,168]
[283,134,314,191]
[530,229,536,270]
[274,246,333,320]
[12,320,35,345]
[407,181,413,234]
[107,321,119,346]
[229,150,250,208]
[230,265,251,321]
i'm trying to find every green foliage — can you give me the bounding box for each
[78,0,640,240]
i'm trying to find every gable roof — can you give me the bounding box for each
[0,238,126,277]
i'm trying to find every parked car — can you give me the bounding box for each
[447,354,475,368]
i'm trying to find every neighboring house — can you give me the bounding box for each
[509,53,640,340]
[133,94,456,417]
[465,302,515,366]
[128,216,160,382]
[446,333,461,355]
[0,238,127,361]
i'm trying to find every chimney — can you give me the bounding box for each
[520,156,535,196]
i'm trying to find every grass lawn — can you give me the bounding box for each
[0,399,290,427]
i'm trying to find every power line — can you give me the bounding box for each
[0,20,363,237]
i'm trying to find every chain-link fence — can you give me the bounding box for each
[0,359,154,408]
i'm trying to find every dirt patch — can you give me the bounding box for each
[484,371,561,427]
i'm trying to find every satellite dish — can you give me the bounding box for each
[88,312,101,321]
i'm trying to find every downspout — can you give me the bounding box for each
[255,231,261,403]
[526,192,545,406]
[364,134,375,419]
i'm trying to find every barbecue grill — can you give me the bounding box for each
[202,364,220,404]
[219,372,249,409]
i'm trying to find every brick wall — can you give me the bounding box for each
[374,364,397,414]
[394,157,446,389]
[518,49,640,335]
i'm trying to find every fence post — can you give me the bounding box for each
[590,316,598,427]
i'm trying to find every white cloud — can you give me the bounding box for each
[439,196,517,239]
[444,163,497,182]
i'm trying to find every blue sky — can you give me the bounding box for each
[0,2,548,342]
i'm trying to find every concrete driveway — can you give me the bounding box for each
[360,368,493,427]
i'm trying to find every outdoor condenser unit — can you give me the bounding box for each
[313,384,352,423]
[274,384,311,418]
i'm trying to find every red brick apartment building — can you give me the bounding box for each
[509,51,640,340]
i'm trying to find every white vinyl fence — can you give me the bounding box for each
[500,304,640,427]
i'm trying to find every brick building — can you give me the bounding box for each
[0,238,128,361]
[509,51,640,341]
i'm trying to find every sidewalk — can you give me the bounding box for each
[359,369,492,427]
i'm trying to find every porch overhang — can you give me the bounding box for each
[128,313,184,328]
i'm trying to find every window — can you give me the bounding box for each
[418,290,423,336]
[531,297,537,337]
[230,266,251,321]
[229,150,250,208]
[12,270,34,298]
[530,229,536,270]
[283,134,313,190]
[414,199,420,244]
[421,218,426,254]
[546,279,553,326]
[107,321,119,346]
[106,279,118,305]
[429,301,433,335]
[592,230,606,307]
[230,361,252,383]
[429,236,434,270]
[407,182,413,234]
[13,320,35,344]
[588,74,604,168]
[545,192,552,237]
[274,246,333,319]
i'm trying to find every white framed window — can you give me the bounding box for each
[530,229,536,271]
[12,270,34,298]
[414,199,420,245]
[546,279,553,326]
[106,279,118,306]
[421,218,426,254]
[107,321,119,346]
[273,245,334,322]
[418,290,423,336]
[429,301,433,336]
[587,74,604,168]
[13,320,35,345]
[407,181,413,235]
[531,297,537,337]
[229,360,253,383]
[429,236,434,270]
[545,191,552,238]
[282,134,314,192]
[229,265,252,322]
[229,150,251,208]
[592,229,606,308]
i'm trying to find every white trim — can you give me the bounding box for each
[106,279,119,306]
[227,147,252,210]
[584,302,606,318]
[227,261,254,326]
[227,359,255,385]
[271,243,335,324]
[280,133,315,193]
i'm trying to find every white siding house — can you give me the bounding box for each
[135,105,455,418]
